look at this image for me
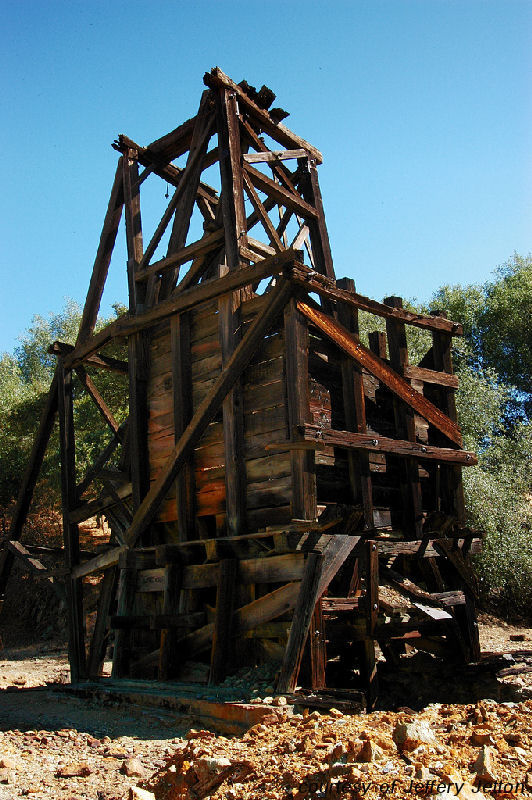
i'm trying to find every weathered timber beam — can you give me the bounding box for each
[291,267,463,335]
[204,67,323,164]
[113,134,218,205]
[136,228,225,284]
[297,301,462,446]
[241,237,277,260]
[63,251,299,369]
[377,537,482,558]
[299,424,477,465]
[278,552,323,692]
[124,280,294,546]
[4,541,65,600]
[71,544,127,580]
[0,369,59,598]
[242,172,283,251]
[136,552,306,592]
[404,364,459,388]
[77,161,124,344]
[75,365,120,437]
[49,341,128,374]
[243,163,318,219]
[76,421,127,497]
[243,149,307,163]
[69,482,132,525]
[160,91,216,298]
[144,115,198,161]
[178,581,301,658]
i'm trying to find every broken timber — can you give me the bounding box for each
[0,68,483,707]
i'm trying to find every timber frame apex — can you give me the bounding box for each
[1,69,481,706]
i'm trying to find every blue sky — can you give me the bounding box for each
[1,0,530,354]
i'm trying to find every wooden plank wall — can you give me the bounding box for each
[147,293,292,537]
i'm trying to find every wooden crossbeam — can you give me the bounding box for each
[124,280,293,547]
[240,117,300,195]
[297,301,462,446]
[63,251,299,370]
[113,134,218,206]
[242,172,284,251]
[75,365,120,437]
[4,541,64,600]
[49,341,128,374]
[145,114,198,161]
[204,67,323,163]
[243,149,307,163]
[277,552,323,692]
[76,420,126,497]
[160,91,216,298]
[291,267,463,335]
[244,163,318,219]
[299,424,477,465]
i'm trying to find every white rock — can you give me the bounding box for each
[129,789,156,800]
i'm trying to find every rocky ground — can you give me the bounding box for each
[0,617,530,800]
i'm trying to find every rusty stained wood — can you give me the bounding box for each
[296,301,462,446]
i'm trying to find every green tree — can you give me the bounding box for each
[430,254,532,613]
[0,301,128,515]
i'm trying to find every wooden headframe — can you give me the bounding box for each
[0,68,481,701]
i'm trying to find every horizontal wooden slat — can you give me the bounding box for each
[299,424,476,465]
[291,266,463,335]
[243,149,307,163]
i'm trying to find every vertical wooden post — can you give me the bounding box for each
[298,157,335,280]
[309,598,326,689]
[210,558,238,684]
[57,361,86,682]
[284,297,316,521]
[87,566,117,679]
[159,560,183,680]
[123,148,150,511]
[111,549,137,678]
[337,277,374,528]
[384,297,423,538]
[216,87,248,536]
[431,314,466,524]
[361,540,379,710]
[171,313,195,540]
[278,552,323,692]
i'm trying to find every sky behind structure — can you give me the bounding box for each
[1,0,530,353]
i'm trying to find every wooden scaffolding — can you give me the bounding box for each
[0,68,482,707]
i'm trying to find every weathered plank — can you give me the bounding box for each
[299,425,476,465]
[277,552,323,692]
[124,280,293,546]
